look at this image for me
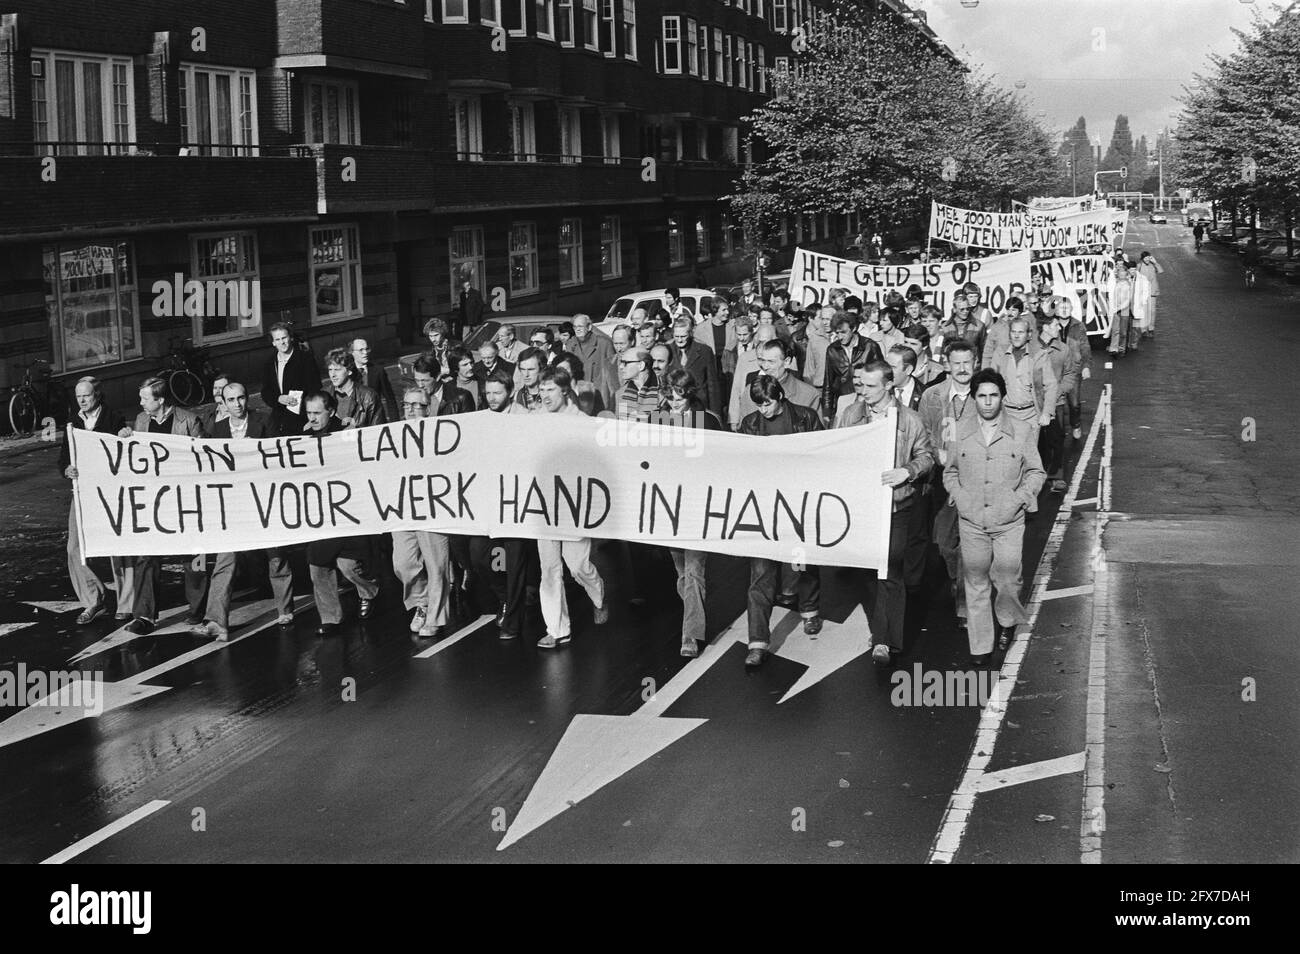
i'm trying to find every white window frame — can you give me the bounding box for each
[190,230,262,344]
[723,35,733,85]
[738,40,748,90]
[508,0,527,36]
[583,0,600,50]
[559,218,584,287]
[712,28,724,81]
[31,50,136,156]
[686,18,699,76]
[509,221,540,297]
[601,0,617,56]
[772,0,787,33]
[308,224,364,324]
[600,112,621,165]
[305,78,361,145]
[698,25,710,81]
[559,105,582,163]
[449,93,483,160]
[758,46,766,93]
[44,241,142,371]
[661,16,682,74]
[622,0,638,61]
[536,0,556,40]
[482,0,501,25]
[695,215,710,262]
[668,216,685,268]
[179,64,259,157]
[449,226,486,305]
[557,0,575,44]
[508,100,537,161]
[425,0,436,22]
[442,0,469,23]
[601,215,623,279]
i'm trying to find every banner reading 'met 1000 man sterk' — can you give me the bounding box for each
[929,202,1127,250]
[787,246,1032,314]
[71,411,897,572]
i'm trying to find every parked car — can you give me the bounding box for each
[399,315,574,377]
[1261,244,1299,272]
[603,287,717,325]
[714,272,791,304]
[1234,230,1285,254]
[1148,210,1169,224]
[1208,227,1238,244]
[1183,203,1213,227]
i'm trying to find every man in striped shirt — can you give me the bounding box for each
[615,347,660,422]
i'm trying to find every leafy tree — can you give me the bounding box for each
[1101,114,1134,173]
[1058,116,1097,196]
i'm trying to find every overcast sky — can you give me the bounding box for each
[916,0,1274,150]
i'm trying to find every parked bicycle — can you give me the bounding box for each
[157,336,214,407]
[6,358,65,436]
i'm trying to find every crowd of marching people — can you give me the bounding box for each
[61,253,1138,670]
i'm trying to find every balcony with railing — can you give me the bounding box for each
[0,143,317,241]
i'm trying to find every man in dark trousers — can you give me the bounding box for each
[193,382,293,639]
[62,375,133,624]
[738,375,825,669]
[457,277,486,339]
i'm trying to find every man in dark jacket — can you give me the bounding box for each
[261,322,320,438]
[62,375,132,624]
[302,391,380,636]
[193,382,293,639]
[457,277,486,339]
[667,316,723,419]
[822,314,881,421]
[412,353,477,416]
[738,375,825,668]
[350,337,399,422]
[325,347,384,428]
[471,341,515,388]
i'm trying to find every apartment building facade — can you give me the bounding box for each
[0,0,935,408]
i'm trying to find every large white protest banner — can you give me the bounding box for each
[1032,254,1117,339]
[71,411,897,572]
[787,246,1032,314]
[928,202,1128,251]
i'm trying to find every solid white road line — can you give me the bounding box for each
[1042,584,1095,601]
[928,386,1112,864]
[1081,385,1115,862]
[40,800,171,864]
[412,613,495,658]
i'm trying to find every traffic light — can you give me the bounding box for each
[1119,166,1128,179]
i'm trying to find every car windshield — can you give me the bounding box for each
[607,298,634,321]
[463,321,502,350]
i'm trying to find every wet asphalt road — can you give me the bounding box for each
[1,222,1293,863]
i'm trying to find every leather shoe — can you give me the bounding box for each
[681,640,700,658]
[76,604,106,626]
[744,647,766,668]
[970,652,992,667]
[125,617,155,635]
[871,644,893,667]
[359,597,374,619]
[803,616,823,636]
[592,603,610,625]
[997,625,1016,650]
[184,611,205,626]
[316,623,339,637]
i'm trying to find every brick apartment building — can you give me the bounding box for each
[0,0,949,410]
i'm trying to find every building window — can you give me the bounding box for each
[425,0,436,22]
[698,26,711,81]
[509,222,539,296]
[667,216,685,267]
[757,46,766,94]
[723,36,733,85]
[190,231,262,343]
[30,50,135,156]
[595,0,612,55]
[481,0,501,25]
[305,78,360,144]
[179,65,258,156]
[449,226,485,305]
[508,101,537,161]
[661,16,681,73]
[44,242,140,371]
[559,218,584,286]
[772,0,787,32]
[722,213,743,257]
[738,40,748,90]
[557,0,575,44]
[622,0,638,60]
[600,112,621,164]
[443,0,468,21]
[601,215,623,279]
[507,0,526,35]
[723,125,739,162]
[559,106,582,163]
[309,225,363,323]
[537,0,556,39]
[686,18,699,76]
[712,28,724,80]
[449,93,482,160]
[695,215,710,262]
[583,0,600,50]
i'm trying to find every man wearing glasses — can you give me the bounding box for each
[614,348,660,422]
[494,324,526,365]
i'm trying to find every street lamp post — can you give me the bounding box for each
[1157,139,1165,210]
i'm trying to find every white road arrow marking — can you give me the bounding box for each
[0,622,36,639]
[771,604,872,704]
[69,602,204,663]
[496,713,707,851]
[22,601,83,614]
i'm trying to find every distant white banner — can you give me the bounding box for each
[1032,254,1116,339]
[787,247,1032,315]
[1029,195,1097,213]
[929,202,1128,251]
